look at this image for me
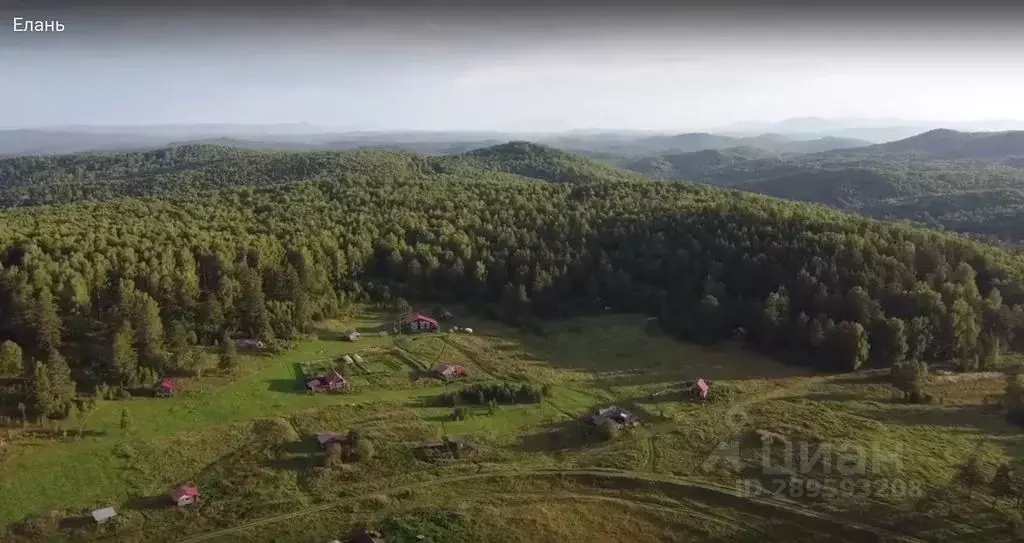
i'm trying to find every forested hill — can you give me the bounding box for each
[607,130,1024,241]
[4,143,1024,424]
[856,129,1024,162]
[0,142,649,207]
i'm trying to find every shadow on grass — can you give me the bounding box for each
[857,403,1014,433]
[126,494,172,511]
[268,379,305,394]
[517,419,602,453]
[58,515,96,531]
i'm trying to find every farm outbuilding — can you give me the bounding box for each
[587,406,638,427]
[154,378,176,397]
[315,432,349,448]
[307,369,348,393]
[403,313,439,333]
[170,484,200,507]
[432,363,466,380]
[91,507,116,524]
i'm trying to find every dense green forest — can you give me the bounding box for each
[3,142,1024,423]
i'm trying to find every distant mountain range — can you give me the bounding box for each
[717,117,1024,142]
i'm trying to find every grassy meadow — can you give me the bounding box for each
[1,310,1022,542]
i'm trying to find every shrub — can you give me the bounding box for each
[596,419,620,441]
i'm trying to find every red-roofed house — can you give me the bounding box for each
[306,369,348,393]
[403,313,439,333]
[432,363,466,380]
[170,484,200,507]
[696,378,709,400]
[154,378,176,397]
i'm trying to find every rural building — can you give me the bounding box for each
[315,432,349,449]
[696,378,709,400]
[432,363,466,380]
[417,437,470,460]
[154,378,176,397]
[343,330,360,342]
[91,507,116,524]
[235,339,265,350]
[306,369,348,393]
[170,484,200,507]
[403,313,439,333]
[588,406,637,427]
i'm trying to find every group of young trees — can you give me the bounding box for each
[4,144,1024,422]
[438,382,543,407]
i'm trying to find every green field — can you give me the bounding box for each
[1,311,1021,542]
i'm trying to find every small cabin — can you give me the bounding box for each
[696,378,709,400]
[432,363,466,380]
[91,506,116,524]
[154,378,176,398]
[343,330,360,342]
[315,432,349,449]
[307,369,348,393]
[588,405,638,427]
[170,484,200,507]
[403,313,439,333]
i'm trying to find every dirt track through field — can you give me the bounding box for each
[177,466,924,543]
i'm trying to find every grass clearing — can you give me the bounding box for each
[2,311,1021,541]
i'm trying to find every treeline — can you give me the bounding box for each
[438,383,544,407]
[2,145,1024,421]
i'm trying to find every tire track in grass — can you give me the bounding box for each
[178,467,925,543]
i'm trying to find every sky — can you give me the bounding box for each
[2,0,1024,131]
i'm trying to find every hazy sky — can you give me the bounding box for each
[2,1,1024,131]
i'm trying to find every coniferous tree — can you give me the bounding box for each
[218,331,238,374]
[0,340,23,376]
[110,322,139,387]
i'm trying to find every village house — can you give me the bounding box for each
[154,378,176,397]
[170,484,200,507]
[695,378,709,400]
[306,369,348,393]
[402,313,439,333]
[315,432,349,449]
[91,506,116,524]
[432,363,466,380]
[417,437,468,460]
[587,405,638,427]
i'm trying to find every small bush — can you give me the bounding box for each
[116,389,132,400]
[596,419,620,441]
